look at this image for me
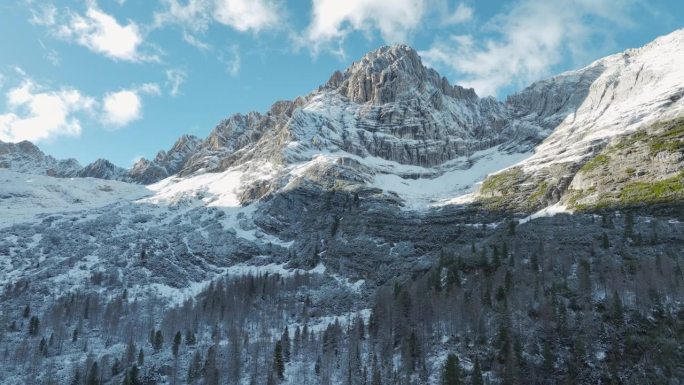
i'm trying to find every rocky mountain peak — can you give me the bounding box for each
[326,44,477,105]
[78,158,126,180]
[0,139,82,176]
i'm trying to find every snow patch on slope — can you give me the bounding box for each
[144,161,278,207]
[518,202,570,224]
[373,147,532,209]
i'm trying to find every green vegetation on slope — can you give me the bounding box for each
[480,168,524,194]
[620,171,684,205]
[579,154,609,173]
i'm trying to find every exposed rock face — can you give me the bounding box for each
[129,135,201,184]
[78,159,127,180]
[0,140,81,176]
[325,44,478,105]
[170,44,541,177]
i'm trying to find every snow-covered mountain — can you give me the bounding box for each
[1,28,684,385]
[5,30,682,213]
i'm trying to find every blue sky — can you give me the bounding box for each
[0,0,682,167]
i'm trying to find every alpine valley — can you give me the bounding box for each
[1,29,684,385]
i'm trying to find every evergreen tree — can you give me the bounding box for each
[472,358,484,385]
[505,270,513,292]
[531,254,539,272]
[137,348,144,366]
[441,354,462,385]
[293,326,301,356]
[172,331,182,357]
[86,361,99,385]
[315,355,321,376]
[111,358,122,376]
[125,340,136,365]
[39,337,48,357]
[624,211,634,238]
[204,346,219,385]
[274,340,285,380]
[153,330,163,352]
[508,220,516,236]
[479,248,488,270]
[28,315,40,335]
[495,286,506,302]
[542,338,554,375]
[611,291,624,326]
[281,327,291,362]
[492,245,501,269]
[408,331,421,372]
[70,367,81,385]
[602,232,610,249]
[371,356,381,385]
[185,330,196,345]
[187,351,202,384]
[123,365,140,385]
[83,297,89,320]
[23,304,30,318]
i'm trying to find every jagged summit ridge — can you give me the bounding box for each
[326,44,478,105]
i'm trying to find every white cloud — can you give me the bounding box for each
[165,69,187,97]
[44,2,157,62]
[154,0,281,44]
[214,0,280,32]
[220,46,241,77]
[101,84,160,128]
[182,31,212,51]
[0,79,95,143]
[444,3,473,25]
[154,0,211,33]
[38,39,61,66]
[102,90,142,127]
[29,4,58,26]
[137,83,162,96]
[420,0,637,97]
[306,0,427,51]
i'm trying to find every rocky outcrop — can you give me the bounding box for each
[78,159,127,180]
[129,135,201,184]
[0,140,82,176]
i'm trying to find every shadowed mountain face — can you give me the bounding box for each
[0,29,683,385]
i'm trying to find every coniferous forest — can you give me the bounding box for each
[3,212,683,385]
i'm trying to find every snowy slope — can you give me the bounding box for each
[0,170,151,227]
[517,28,684,171]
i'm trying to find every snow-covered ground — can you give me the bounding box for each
[518,202,570,224]
[0,170,151,228]
[144,160,278,207]
[372,147,532,209]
